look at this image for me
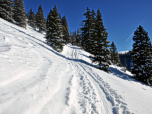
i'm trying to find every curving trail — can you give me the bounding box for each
[62,44,152,114]
[63,45,129,114]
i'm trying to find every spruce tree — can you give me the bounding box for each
[76,29,81,46]
[131,25,152,84]
[46,9,52,43]
[61,15,70,44]
[110,41,120,65]
[81,7,92,51]
[70,31,77,45]
[28,8,36,28]
[115,52,120,65]
[46,5,64,52]
[89,8,111,73]
[87,9,96,54]
[13,0,26,28]
[70,33,74,45]
[74,30,77,45]
[0,0,13,22]
[35,4,46,32]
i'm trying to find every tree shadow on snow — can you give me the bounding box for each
[80,54,89,58]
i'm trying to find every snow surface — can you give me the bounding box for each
[1,18,152,114]
[118,50,130,54]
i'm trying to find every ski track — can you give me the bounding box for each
[78,63,131,114]
[0,18,143,114]
[65,45,133,114]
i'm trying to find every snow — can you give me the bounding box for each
[1,18,152,114]
[118,50,130,54]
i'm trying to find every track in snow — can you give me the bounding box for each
[63,45,132,114]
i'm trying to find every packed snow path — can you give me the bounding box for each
[1,18,152,114]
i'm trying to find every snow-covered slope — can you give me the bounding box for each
[1,18,152,114]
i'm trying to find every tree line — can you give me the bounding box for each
[119,51,132,71]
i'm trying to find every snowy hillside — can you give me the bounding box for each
[1,18,152,114]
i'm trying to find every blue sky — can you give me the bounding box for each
[24,0,152,52]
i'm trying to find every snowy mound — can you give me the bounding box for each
[1,18,152,114]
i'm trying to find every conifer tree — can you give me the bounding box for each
[46,5,64,52]
[46,9,52,43]
[76,29,81,46]
[81,7,92,51]
[89,8,111,73]
[0,0,13,22]
[62,15,70,44]
[70,31,77,45]
[28,8,36,28]
[70,33,74,45]
[87,9,96,54]
[13,0,26,28]
[115,52,120,65]
[110,41,120,65]
[74,30,77,45]
[131,25,152,84]
[35,4,46,32]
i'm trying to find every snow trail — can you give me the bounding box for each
[62,45,131,114]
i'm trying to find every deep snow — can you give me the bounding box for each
[1,18,152,114]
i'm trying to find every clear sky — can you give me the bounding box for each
[24,0,152,52]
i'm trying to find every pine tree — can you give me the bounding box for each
[89,8,111,73]
[70,33,74,45]
[131,25,152,84]
[70,31,77,45]
[76,29,81,46]
[46,9,52,43]
[0,0,13,22]
[87,9,96,54]
[28,8,36,28]
[35,4,46,32]
[13,0,26,28]
[81,7,92,51]
[46,5,64,52]
[115,52,120,65]
[61,15,70,44]
[110,41,120,65]
[74,30,77,45]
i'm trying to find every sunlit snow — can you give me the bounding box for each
[1,18,152,114]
